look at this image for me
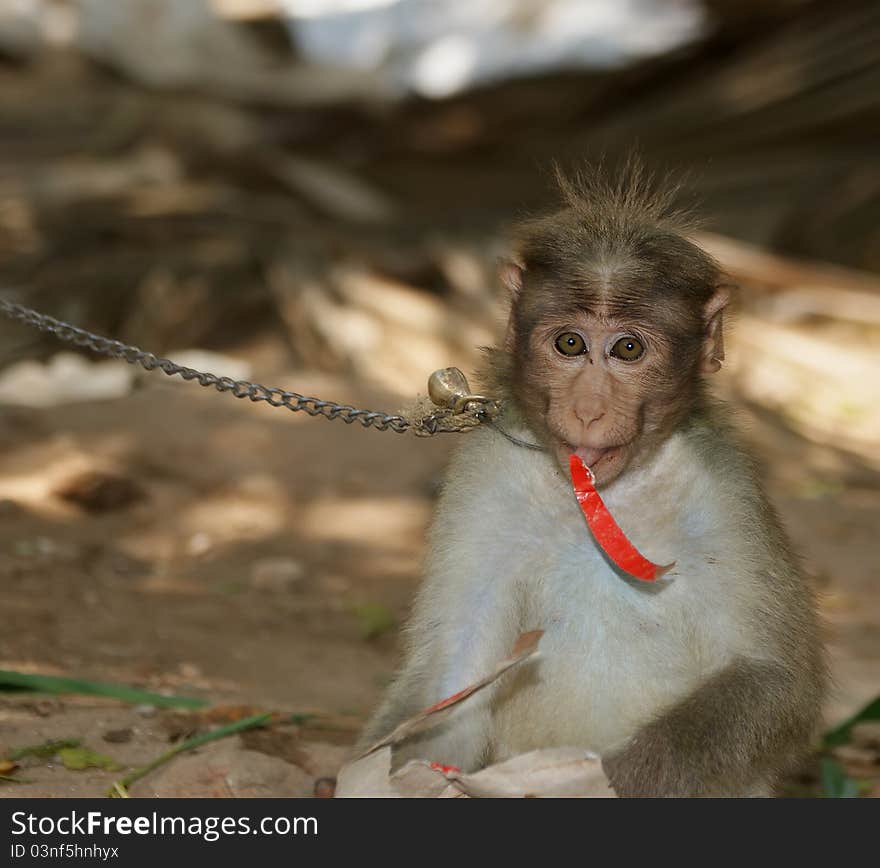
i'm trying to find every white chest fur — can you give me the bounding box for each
[425,425,758,757]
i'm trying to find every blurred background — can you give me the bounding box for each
[0,0,877,797]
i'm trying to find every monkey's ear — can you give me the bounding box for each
[498,257,524,297]
[700,285,731,374]
[498,257,525,352]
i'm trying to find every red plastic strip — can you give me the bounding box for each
[569,454,674,582]
[429,762,462,774]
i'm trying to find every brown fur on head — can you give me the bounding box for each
[494,160,729,485]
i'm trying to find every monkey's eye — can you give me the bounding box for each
[610,336,645,361]
[554,332,587,357]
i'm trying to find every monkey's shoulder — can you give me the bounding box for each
[431,428,574,536]
[679,412,799,556]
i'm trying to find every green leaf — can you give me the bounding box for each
[352,602,395,640]
[820,758,859,798]
[823,695,880,747]
[8,738,80,761]
[0,670,207,709]
[58,747,124,772]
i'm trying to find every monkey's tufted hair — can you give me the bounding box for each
[512,156,705,272]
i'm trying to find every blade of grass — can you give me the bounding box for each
[0,670,207,709]
[819,757,859,798]
[107,712,272,797]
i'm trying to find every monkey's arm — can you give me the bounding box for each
[354,611,507,771]
[356,580,519,770]
[355,569,519,770]
[603,657,823,797]
[356,433,527,770]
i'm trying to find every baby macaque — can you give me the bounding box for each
[357,164,826,797]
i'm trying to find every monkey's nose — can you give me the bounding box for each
[575,409,605,430]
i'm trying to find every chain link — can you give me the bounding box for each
[0,298,414,433]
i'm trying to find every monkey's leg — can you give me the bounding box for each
[603,657,824,797]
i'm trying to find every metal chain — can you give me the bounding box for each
[0,298,414,433]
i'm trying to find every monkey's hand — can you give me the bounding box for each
[602,657,822,797]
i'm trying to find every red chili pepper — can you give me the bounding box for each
[569,454,674,582]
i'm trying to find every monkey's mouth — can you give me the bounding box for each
[572,445,614,468]
[566,444,620,470]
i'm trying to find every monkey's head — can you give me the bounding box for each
[498,165,729,487]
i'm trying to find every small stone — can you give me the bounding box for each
[314,777,336,798]
[103,728,133,744]
[178,662,202,680]
[250,557,305,592]
[186,533,213,556]
[134,704,157,718]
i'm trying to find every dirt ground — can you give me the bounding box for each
[0,330,877,797]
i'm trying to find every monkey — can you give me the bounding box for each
[356,162,827,797]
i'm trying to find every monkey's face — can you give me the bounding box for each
[501,207,729,487]
[515,309,698,485]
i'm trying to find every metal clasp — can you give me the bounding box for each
[427,367,499,419]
